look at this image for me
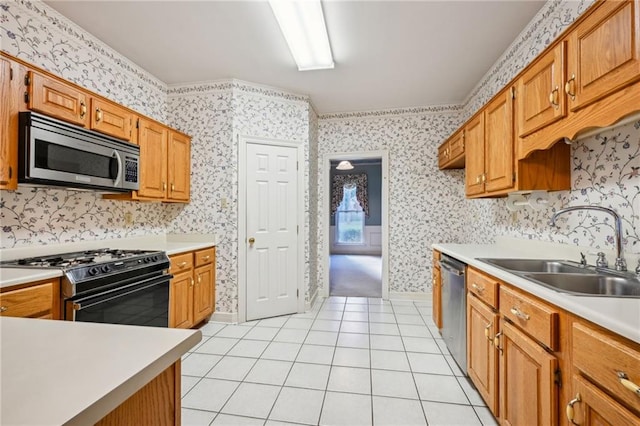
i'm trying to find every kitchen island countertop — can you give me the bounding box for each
[433,241,640,345]
[0,317,201,425]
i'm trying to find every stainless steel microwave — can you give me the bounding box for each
[18,112,139,192]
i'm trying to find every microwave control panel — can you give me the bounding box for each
[125,157,139,184]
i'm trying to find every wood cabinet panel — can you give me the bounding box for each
[484,89,514,193]
[169,271,193,329]
[567,0,640,111]
[467,294,499,416]
[194,248,215,268]
[500,285,559,351]
[499,320,558,426]
[0,57,17,189]
[438,142,450,169]
[28,71,88,126]
[572,322,640,414]
[193,264,215,325]
[438,130,465,170]
[90,98,133,141]
[467,267,499,309]
[0,280,58,319]
[464,115,485,196]
[138,118,168,199]
[169,252,193,274]
[568,375,640,426]
[432,264,442,329]
[167,131,191,202]
[517,43,567,137]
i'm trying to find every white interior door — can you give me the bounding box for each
[246,142,299,321]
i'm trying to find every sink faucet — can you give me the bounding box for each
[550,206,627,271]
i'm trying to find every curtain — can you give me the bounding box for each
[330,173,369,217]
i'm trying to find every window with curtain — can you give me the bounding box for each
[331,173,369,244]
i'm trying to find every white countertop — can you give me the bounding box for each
[433,241,640,345]
[0,317,201,426]
[0,234,216,288]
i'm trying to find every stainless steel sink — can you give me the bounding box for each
[478,258,596,274]
[523,273,640,297]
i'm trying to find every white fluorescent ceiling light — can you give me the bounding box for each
[269,0,334,71]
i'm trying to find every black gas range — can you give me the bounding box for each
[1,249,172,327]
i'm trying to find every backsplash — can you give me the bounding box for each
[167,81,311,313]
[0,0,170,249]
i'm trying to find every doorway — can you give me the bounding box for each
[322,151,389,299]
[238,136,306,322]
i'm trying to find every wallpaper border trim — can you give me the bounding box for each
[319,104,463,121]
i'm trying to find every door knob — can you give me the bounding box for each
[248,237,255,246]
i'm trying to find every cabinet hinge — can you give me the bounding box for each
[513,174,516,183]
[8,166,12,179]
[554,368,562,387]
[24,74,30,86]
[9,67,13,81]
[136,119,139,129]
[511,86,515,99]
[23,92,29,103]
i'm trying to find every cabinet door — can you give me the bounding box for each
[169,271,193,329]
[568,375,640,426]
[432,265,442,329]
[467,295,499,416]
[28,71,88,126]
[90,98,132,141]
[567,0,640,111]
[0,58,16,189]
[517,43,567,137]
[193,264,215,325]
[448,130,465,161]
[499,320,558,426]
[464,115,485,196]
[0,281,56,319]
[484,89,514,193]
[438,142,450,169]
[137,118,168,199]
[167,131,191,202]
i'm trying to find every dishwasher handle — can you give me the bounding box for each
[440,260,465,276]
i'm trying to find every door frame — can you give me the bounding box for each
[238,135,306,323]
[322,150,389,299]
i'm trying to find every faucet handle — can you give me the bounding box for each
[579,252,587,267]
[596,252,608,269]
[635,259,640,277]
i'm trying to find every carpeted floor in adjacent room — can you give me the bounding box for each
[330,254,382,297]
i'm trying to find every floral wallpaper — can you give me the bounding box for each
[308,107,319,302]
[0,0,171,249]
[166,81,311,313]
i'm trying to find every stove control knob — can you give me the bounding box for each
[144,257,152,263]
[88,266,100,276]
[152,255,159,262]
[101,265,111,273]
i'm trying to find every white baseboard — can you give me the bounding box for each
[306,287,320,311]
[388,291,432,301]
[210,311,238,323]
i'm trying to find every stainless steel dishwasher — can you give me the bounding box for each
[440,254,467,374]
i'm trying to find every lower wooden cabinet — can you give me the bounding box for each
[467,294,499,415]
[432,250,442,329]
[169,247,215,329]
[0,279,60,319]
[498,319,558,426]
[567,375,640,426]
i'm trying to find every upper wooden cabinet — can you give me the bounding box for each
[0,57,18,190]
[90,98,134,141]
[27,71,89,127]
[138,118,169,200]
[517,43,567,138]
[438,130,465,169]
[464,114,485,196]
[168,131,191,202]
[484,89,515,193]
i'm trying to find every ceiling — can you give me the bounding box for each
[45,1,545,115]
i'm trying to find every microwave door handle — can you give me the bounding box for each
[112,150,123,186]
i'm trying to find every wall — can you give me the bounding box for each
[0,0,170,249]
[317,107,463,294]
[167,81,311,314]
[308,107,319,303]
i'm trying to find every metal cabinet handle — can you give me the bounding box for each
[565,74,576,100]
[197,274,202,284]
[566,393,581,425]
[190,278,194,287]
[0,306,7,313]
[484,322,493,342]
[96,107,103,122]
[162,182,167,191]
[472,283,484,294]
[202,255,210,261]
[476,175,481,184]
[481,173,486,183]
[549,86,559,107]
[171,183,175,192]
[80,101,87,118]
[494,331,503,353]
[178,261,187,268]
[510,307,530,321]
[617,371,640,395]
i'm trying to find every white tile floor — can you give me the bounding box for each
[181,297,498,426]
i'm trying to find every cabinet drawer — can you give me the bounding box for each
[169,252,193,274]
[467,267,499,309]
[194,248,215,268]
[0,281,54,318]
[573,322,640,414]
[499,285,558,350]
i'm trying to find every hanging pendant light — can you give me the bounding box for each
[336,160,354,170]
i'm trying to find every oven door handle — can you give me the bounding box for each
[71,274,170,312]
[112,150,123,186]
